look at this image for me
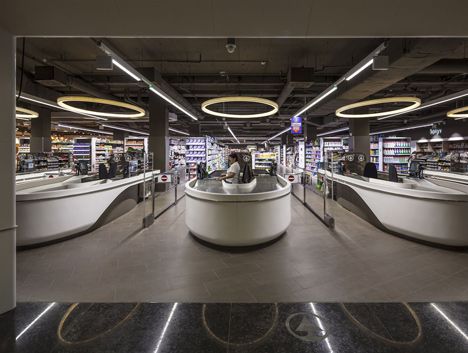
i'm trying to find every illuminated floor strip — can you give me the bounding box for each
[16,303,56,341]
[153,303,179,353]
[310,303,334,353]
[431,303,468,341]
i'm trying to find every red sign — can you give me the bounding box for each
[161,175,168,182]
[288,175,295,182]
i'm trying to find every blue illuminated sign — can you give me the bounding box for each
[290,116,302,134]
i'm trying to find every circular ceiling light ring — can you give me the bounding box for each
[57,96,145,118]
[336,97,421,118]
[16,107,39,119]
[447,106,468,118]
[201,96,279,119]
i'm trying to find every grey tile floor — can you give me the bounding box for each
[16,184,468,303]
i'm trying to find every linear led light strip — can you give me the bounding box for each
[18,94,108,121]
[227,125,240,143]
[369,122,437,136]
[16,303,56,340]
[58,123,113,135]
[262,127,291,143]
[310,303,334,353]
[99,42,198,121]
[345,58,374,81]
[101,123,149,136]
[153,303,178,353]
[293,42,387,118]
[295,86,338,117]
[169,127,190,136]
[378,89,468,121]
[431,303,468,341]
[317,127,350,137]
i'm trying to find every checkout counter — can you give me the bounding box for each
[319,169,468,247]
[185,175,291,246]
[16,171,157,247]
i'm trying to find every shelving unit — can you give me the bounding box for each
[379,137,411,173]
[73,138,96,171]
[18,137,30,153]
[370,137,379,167]
[206,136,221,173]
[320,137,348,162]
[305,141,320,175]
[169,138,186,170]
[124,137,147,153]
[186,137,206,177]
[253,152,277,170]
[415,137,468,173]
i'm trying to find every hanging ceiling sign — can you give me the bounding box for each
[290,116,303,135]
[430,127,442,136]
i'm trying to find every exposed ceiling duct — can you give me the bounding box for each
[34,65,117,101]
[308,39,465,125]
[276,67,314,108]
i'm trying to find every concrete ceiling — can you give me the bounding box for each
[2,1,468,37]
[15,37,468,140]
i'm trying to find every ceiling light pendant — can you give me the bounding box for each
[447,106,468,120]
[201,96,279,119]
[57,96,145,119]
[16,107,39,119]
[336,97,421,118]
[18,94,107,121]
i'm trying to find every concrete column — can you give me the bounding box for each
[30,108,51,153]
[113,131,127,142]
[0,30,16,314]
[188,123,200,136]
[148,94,169,172]
[304,124,317,143]
[349,119,370,161]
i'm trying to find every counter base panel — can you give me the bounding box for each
[335,181,468,248]
[185,194,291,247]
[17,183,141,249]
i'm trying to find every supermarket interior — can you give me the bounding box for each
[2,2,468,352]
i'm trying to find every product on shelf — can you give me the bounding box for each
[377,137,411,173]
[73,138,95,171]
[253,151,278,170]
[169,138,186,170]
[124,137,147,152]
[320,137,349,162]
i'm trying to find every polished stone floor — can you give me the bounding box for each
[16,183,468,302]
[2,301,468,352]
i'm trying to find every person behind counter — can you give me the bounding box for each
[217,153,240,183]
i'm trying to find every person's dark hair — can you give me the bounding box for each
[229,153,238,161]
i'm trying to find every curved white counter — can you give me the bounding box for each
[185,175,291,246]
[16,173,155,247]
[425,170,468,185]
[320,170,468,247]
